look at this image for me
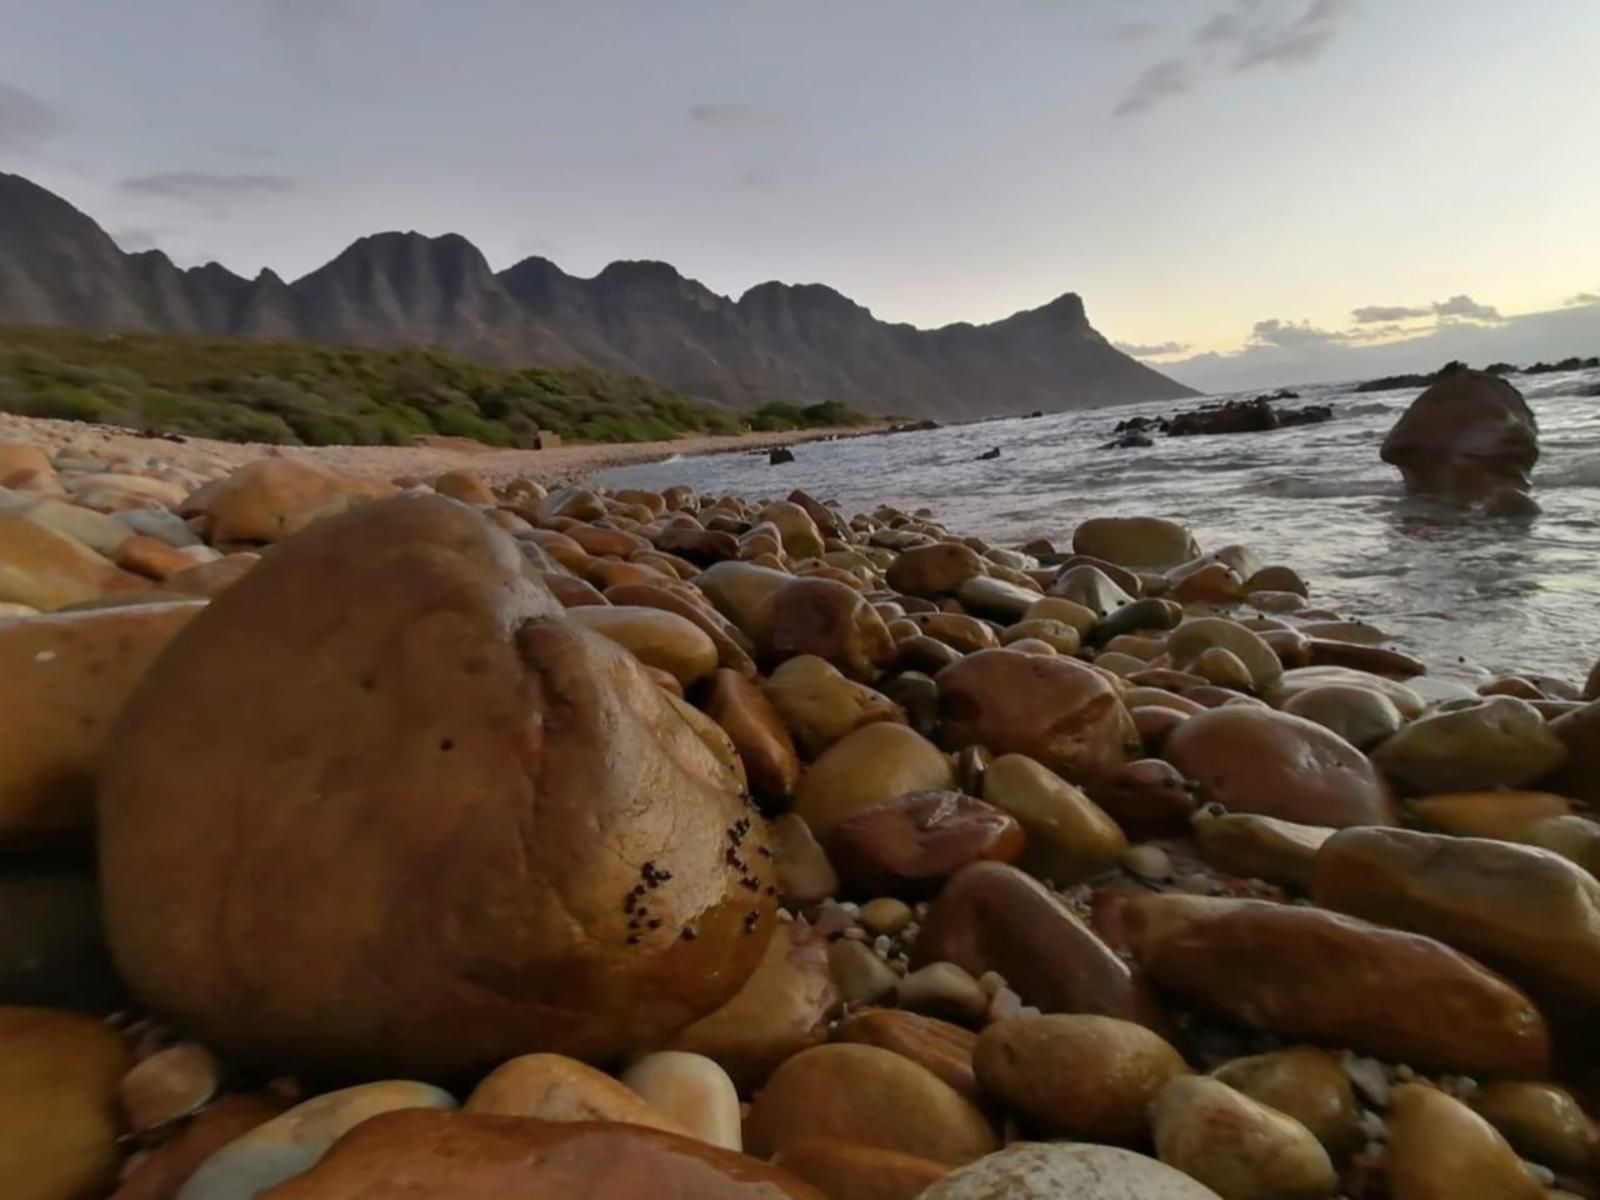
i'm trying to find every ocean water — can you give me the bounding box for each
[597,369,1600,683]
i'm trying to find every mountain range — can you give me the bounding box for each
[0,173,1196,419]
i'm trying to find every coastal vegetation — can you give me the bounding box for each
[0,326,867,448]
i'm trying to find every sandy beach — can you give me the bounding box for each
[0,412,886,490]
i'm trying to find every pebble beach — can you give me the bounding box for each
[3,375,1600,1199]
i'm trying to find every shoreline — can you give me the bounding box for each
[0,412,891,491]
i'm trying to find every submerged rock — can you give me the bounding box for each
[1380,367,1539,501]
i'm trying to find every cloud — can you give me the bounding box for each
[1235,0,1354,70]
[1567,291,1600,307]
[1115,0,1355,116]
[688,103,785,134]
[120,172,297,216]
[1250,318,1347,348]
[1350,294,1505,325]
[1351,303,1429,323]
[1115,340,1192,358]
[211,141,280,160]
[0,81,68,151]
[739,168,781,192]
[1431,294,1503,322]
[111,227,163,252]
[1112,58,1193,117]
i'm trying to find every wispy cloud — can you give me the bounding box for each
[688,103,786,134]
[1113,59,1194,117]
[210,141,280,160]
[0,81,68,151]
[1115,339,1192,358]
[1115,0,1356,117]
[120,172,297,216]
[1351,303,1430,323]
[739,168,781,192]
[1432,293,1502,323]
[1564,290,1599,308]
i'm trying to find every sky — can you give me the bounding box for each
[1,0,1597,392]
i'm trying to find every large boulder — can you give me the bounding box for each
[1380,368,1539,500]
[187,458,396,543]
[99,496,776,1079]
[920,1143,1222,1200]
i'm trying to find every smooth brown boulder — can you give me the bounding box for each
[773,1139,949,1200]
[1194,812,1333,891]
[464,1053,689,1136]
[705,670,801,800]
[974,1014,1188,1142]
[1072,516,1199,569]
[1312,826,1600,1021]
[0,602,202,845]
[913,862,1166,1029]
[744,1043,998,1167]
[1211,1047,1361,1157]
[1,1006,131,1200]
[0,512,149,610]
[261,1109,827,1199]
[1164,706,1396,828]
[566,605,720,687]
[981,753,1126,884]
[1380,368,1539,500]
[793,723,955,837]
[886,543,986,597]
[195,458,396,543]
[1470,1081,1598,1175]
[1124,894,1549,1077]
[827,792,1026,897]
[666,921,840,1091]
[762,655,905,757]
[99,496,775,1078]
[1372,696,1567,792]
[834,1009,981,1104]
[604,582,758,678]
[1151,1076,1336,1200]
[937,650,1130,784]
[1386,1084,1543,1200]
[763,577,896,680]
[1408,790,1571,841]
[1085,759,1197,838]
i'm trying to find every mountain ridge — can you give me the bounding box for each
[0,172,1198,418]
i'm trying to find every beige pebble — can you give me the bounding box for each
[859,897,914,937]
[619,1051,742,1152]
[119,1041,220,1132]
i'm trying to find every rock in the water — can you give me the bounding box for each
[0,1007,130,1200]
[99,496,775,1078]
[1385,1083,1543,1200]
[1151,1076,1336,1200]
[1163,706,1396,828]
[1124,894,1549,1077]
[937,650,1130,784]
[1380,368,1539,501]
[973,1013,1189,1142]
[258,1109,826,1199]
[1312,826,1600,1023]
[1072,517,1199,570]
[920,1142,1223,1200]
[1371,696,1566,792]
